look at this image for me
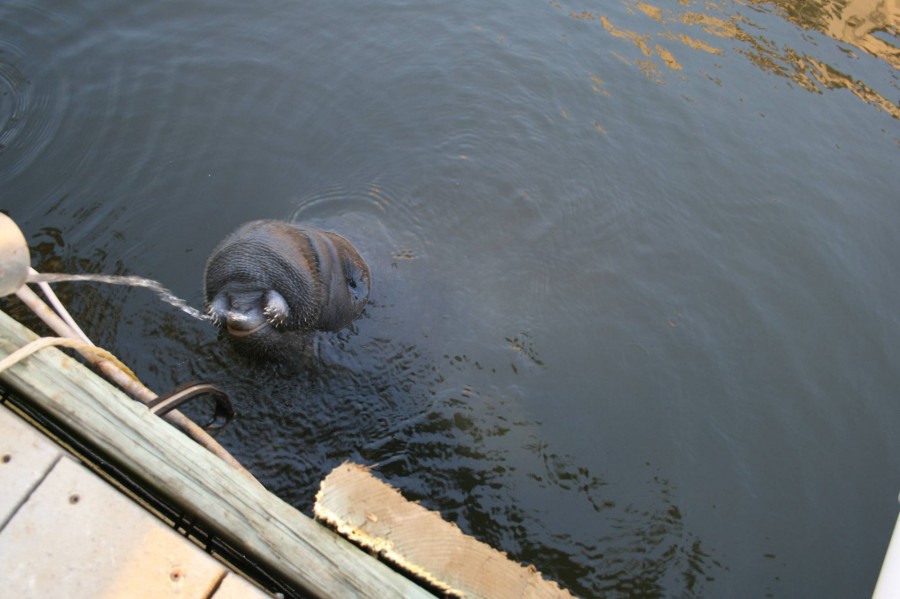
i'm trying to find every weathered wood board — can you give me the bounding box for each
[315,462,575,599]
[214,571,274,598]
[0,403,63,525]
[0,448,272,597]
[0,309,435,598]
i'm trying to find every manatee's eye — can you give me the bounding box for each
[347,277,357,289]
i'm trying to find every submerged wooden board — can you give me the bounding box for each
[0,309,434,599]
[315,462,575,599]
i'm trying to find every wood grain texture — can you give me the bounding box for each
[214,571,273,598]
[315,462,575,599]
[0,309,434,599]
[0,456,234,598]
[0,404,62,525]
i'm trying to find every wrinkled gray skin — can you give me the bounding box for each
[204,220,370,362]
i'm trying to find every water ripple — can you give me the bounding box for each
[290,178,431,263]
[0,48,27,151]
[0,42,70,182]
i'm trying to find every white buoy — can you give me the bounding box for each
[873,495,900,599]
[0,213,30,297]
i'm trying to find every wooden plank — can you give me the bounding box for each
[0,403,62,526]
[315,462,575,599]
[0,456,231,598]
[214,572,273,598]
[0,309,434,599]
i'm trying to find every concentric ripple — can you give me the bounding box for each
[0,47,29,156]
[0,41,70,182]
[290,178,432,264]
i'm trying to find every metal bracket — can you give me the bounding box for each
[147,382,235,433]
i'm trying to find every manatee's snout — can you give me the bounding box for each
[208,289,289,338]
[225,309,268,337]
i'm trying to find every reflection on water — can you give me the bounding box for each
[762,0,898,68]
[554,0,899,119]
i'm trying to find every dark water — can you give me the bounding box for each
[2,0,898,596]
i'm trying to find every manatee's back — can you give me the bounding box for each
[305,229,371,330]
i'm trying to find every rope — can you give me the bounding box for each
[0,336,139,381]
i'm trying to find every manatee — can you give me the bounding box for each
[204,219,370,361]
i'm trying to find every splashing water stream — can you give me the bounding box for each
[26,272,210,322]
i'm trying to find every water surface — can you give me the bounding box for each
[1,0,898,596]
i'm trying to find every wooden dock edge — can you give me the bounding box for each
[0,309,434,599]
